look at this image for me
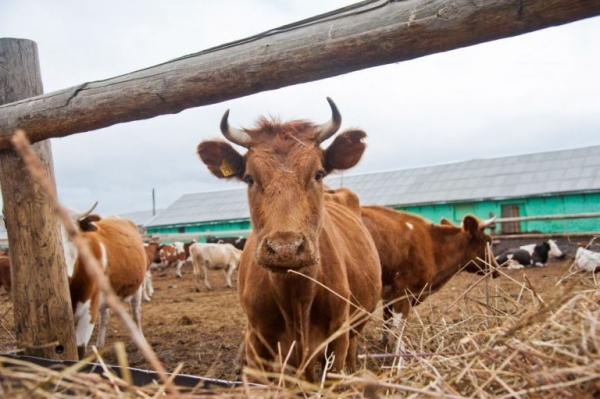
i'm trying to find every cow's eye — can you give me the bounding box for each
[315,170,325,182]
[244,175,254,186]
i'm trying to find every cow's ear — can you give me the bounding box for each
[462,215,479,236]
[78,214,101,232]
[197,140,245,180]
[323,129,366,173]
[440,218,454,226]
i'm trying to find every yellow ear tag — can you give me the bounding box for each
[220,159,235,177]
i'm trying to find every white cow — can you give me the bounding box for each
[189,243,242,291]
[520,239,564,260]
[574,247,600,272]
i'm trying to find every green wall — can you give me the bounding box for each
[147,192,599,237]
[147,219,251,242]
[395,192,600,234]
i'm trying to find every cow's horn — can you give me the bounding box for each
[316,97,342,143]
[479,216,496,229]
[220,109,251,148]
[72,201,98,220]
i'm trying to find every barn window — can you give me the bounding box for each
[177,226,185,233]
[501,204,521,234]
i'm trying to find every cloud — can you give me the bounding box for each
[1,1,599,215]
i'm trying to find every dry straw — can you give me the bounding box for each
[0,130,599,398]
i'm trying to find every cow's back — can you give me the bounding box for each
[92,217,146,298]
[361,205,435,286]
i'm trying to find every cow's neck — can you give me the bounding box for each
[430,227,471,290]
[269,268,318,313]
[268,268,317,366]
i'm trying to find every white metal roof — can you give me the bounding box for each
[118,209,164,227]
[145,145,600,228]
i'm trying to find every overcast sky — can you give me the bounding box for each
[1,1,599,216]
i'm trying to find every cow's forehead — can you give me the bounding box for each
[246,142,323,174]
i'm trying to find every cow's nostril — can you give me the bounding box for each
[258,232,316,269]
[267,238,303,254]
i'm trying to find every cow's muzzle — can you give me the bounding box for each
[256,231,317,270]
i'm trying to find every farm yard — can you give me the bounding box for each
[1,249,598,396]
[2,1,600,397]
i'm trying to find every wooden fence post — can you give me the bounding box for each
[0,38,78,360]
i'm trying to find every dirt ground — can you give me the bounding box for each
[0,255,597,383]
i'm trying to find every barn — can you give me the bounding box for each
[145,144,600,238]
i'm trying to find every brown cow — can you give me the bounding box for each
[360,206,498,346]
[64,205,147,358]
[197,98,382,381]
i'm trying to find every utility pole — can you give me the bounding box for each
[152,188,156,216]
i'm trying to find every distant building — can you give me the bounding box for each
[145,145,600,237]
[119,209,163,234]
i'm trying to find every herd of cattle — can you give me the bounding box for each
[0,98,598,381]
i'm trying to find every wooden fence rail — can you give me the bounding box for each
[492,212,600,224]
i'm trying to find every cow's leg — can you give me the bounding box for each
[506,260,524,270]
[389,298,410,371]
[203,260,212,290]
[96,304,110,349]
[345,332,359,374]
[73,299,95,359]
[245,330,275,379]
[380,301,393,346]
[142,269,153,302]
[225,262,234,288]
[191,259,202,292]
[175,260,184,278]
[147,269,154,297]
[324,330,349,380]
[130,285,144,335]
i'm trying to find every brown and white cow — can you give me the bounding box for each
[156,242,192,278]
[64,205,147,358]
[197,98,382,381]
[189,242,242,291]
[360,206,498,346]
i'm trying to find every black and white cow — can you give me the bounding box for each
[496,243,550,269]
[206,235,247,251]
[520,239,564,261]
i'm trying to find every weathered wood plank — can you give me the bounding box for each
[0,38,78,359]
[0,0,599,148]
